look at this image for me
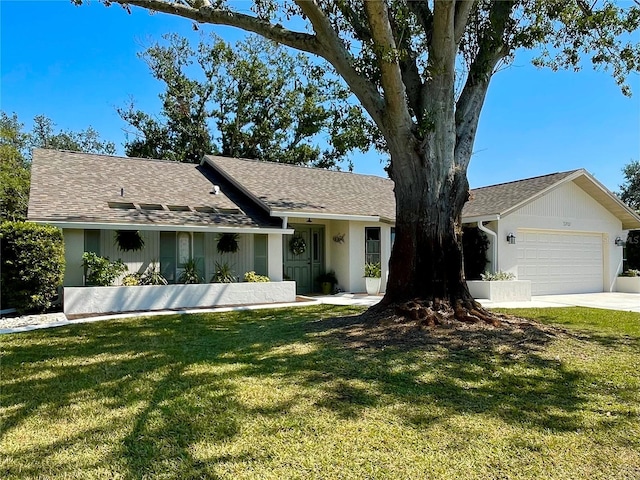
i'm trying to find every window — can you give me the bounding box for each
[391,227,396,247]
[84,230,100,254]
[160,232,203,283]
[365,227,381,264]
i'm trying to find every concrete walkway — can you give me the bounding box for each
[1,292,637,335]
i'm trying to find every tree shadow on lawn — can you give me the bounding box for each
[0,305,624,477]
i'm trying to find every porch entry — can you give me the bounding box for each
[283,225,325,294]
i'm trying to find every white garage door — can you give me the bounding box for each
[517,230,603,295]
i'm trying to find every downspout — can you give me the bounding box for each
[477,220,498,273]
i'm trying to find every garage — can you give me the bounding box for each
[517,229,604,295]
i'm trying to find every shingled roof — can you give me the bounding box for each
[203,155,396,221]
[461,170,579,219]
[27,149,281,231]
[29,150,640,230]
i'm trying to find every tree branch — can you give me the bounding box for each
[406,0,434,43]
[294,0,387,130]
[454,0,475,45]
[110,0,321,55]
[455,0,516,171]
[363,0,413,132]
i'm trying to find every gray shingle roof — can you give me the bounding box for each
[28,149,278,229]
[204,155,396,220]
[461,170,580,218]
[31,150,636,229]
[205,156,586,221]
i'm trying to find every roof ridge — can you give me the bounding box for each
[470,169,582,191]
[205,154,391,182]
[34,148,198,166]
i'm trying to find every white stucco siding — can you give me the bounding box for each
[327,220,351,291]
[498,181,624,293]
[345,221,391,294]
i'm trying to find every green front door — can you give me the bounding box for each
[284,225,324,294]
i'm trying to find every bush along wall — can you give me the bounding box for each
[462,226,489,280]
[626,230,640,271]
[1,221,65,313]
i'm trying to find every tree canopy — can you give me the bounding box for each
[86,0,640,323]
[619,159,640,212]
[119,33,374,168]
[0,112,116,221]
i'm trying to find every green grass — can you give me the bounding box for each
[1,305,639,479]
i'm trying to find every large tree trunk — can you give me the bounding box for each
[371,138,497,326]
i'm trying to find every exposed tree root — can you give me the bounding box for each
[362,297,501,328]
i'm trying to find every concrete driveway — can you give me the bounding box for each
[480,292,640,312]
[317,292,640,312]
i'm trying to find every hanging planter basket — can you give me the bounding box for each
[289,234,307,256]
[114,230,145,252]
[217,233,240,254]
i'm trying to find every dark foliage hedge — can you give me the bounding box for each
[626,230,640,270]
[1,222,65,313]
[462,226,489,280]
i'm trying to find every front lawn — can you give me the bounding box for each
[1,305,639,479]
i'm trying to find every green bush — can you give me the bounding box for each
[480,271,515,281]
[244,271,270,282]
[179,258,203,284]
[462,226,489,280]
[81,252,127,286]
[140,261,168,285]
[121,273,142,286]
[363,262,381,278]
[1,221,65,313]
[211,262,236,283]
[626,230,640,270]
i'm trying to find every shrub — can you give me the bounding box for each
[217,233,239,253]
[179,258,203,284]
[211,262,236,283]
[462,226,489,280]
[364,262,381,278]
[626,230,640,270]
[0,221,65,313]
[121,273,141,286]
[82,252,127,286]
[480,271,515,281]
[619,269,640,277]
[244,271,270,282]
[140,261,168,285]
[114,230,145,251]
[316,270,338,285]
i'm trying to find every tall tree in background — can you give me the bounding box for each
[619,160,640,212]
[119,34,373,167]
[0,112,116,221]
[93,0,640,323]
[29,115,116,156]
[0,113,31,221]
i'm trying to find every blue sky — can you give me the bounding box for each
[1,1,639,192]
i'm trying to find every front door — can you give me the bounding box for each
[283,225,325,294]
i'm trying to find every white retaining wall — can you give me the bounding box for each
[64,282,297,316]
[467,280,532,302]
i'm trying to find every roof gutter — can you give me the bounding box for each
[29,220,294,235]
[461,214,500,224]
[273,211,381,222]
